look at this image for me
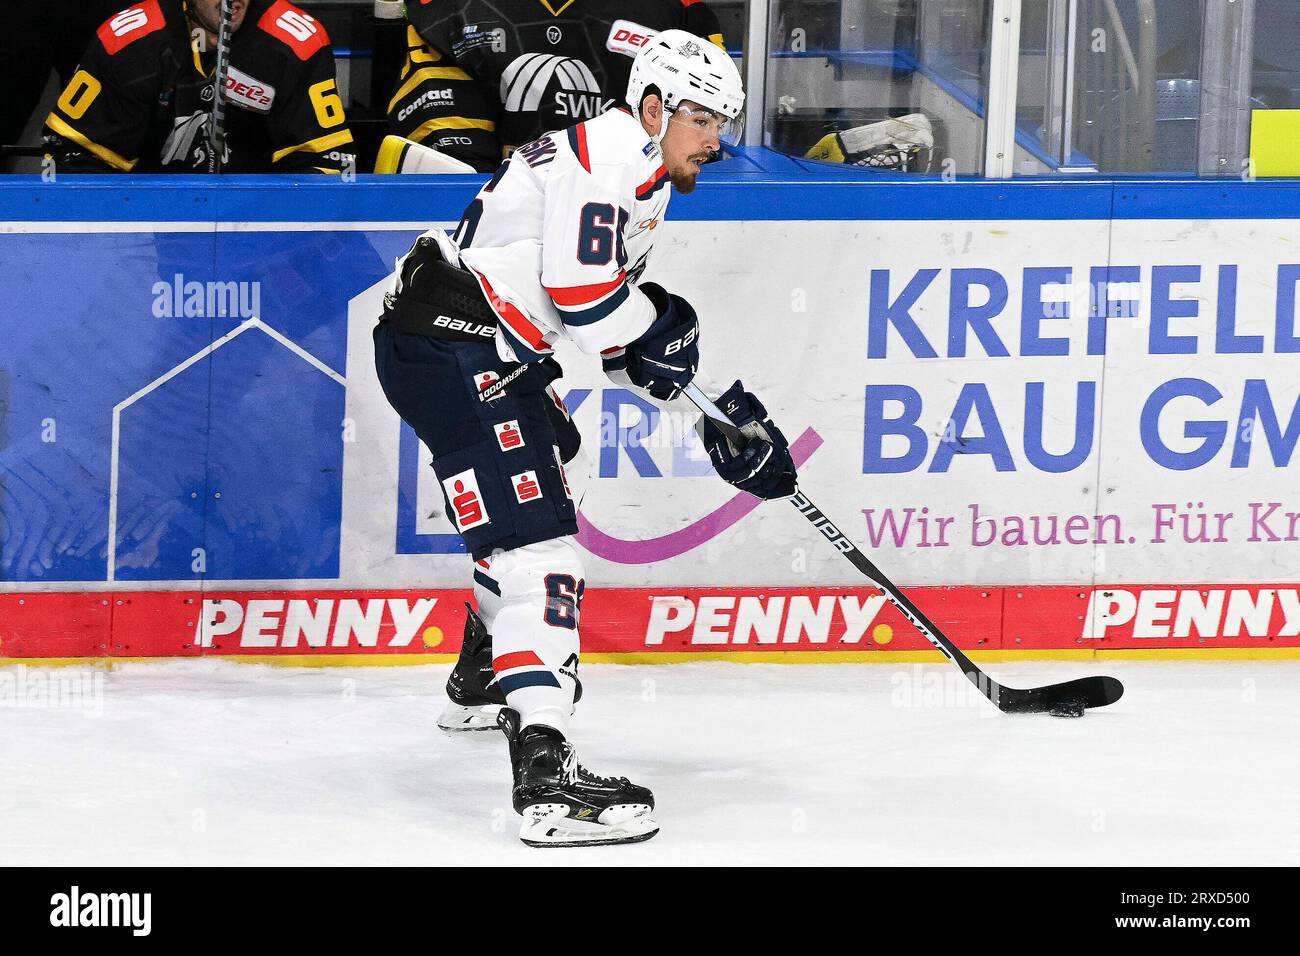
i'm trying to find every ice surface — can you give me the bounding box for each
[1,659,1296,865]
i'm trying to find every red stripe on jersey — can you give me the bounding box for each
[681,0,702,6]
[636,165,669,199]
[258,0,331,61]
[574,123,591,173]
[478,275,549,351]
[97,1,166,56]
[545,272,627,307]
[493,651,545,673]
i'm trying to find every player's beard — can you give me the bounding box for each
[668,152,711,195]
[668,166,697,194]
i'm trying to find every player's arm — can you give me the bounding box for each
[263,10,355,173]
[42,16,156,173]
[539,157,657,356]
[386,21,499,172]
[539,147,701,400]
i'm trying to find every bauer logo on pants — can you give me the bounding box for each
[495,420,525,451]
[442,469,490,530]
[512,471,543,503]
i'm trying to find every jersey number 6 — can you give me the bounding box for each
[308,79,346,130]
[577,203,628,267]
[543,574,585,630]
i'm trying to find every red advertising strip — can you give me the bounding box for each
[0,593,112,658]
[602,587,1002,653]
[2,585,1299,662]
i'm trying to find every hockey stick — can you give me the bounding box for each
[206,0,234,173]
[683,382,1124,714]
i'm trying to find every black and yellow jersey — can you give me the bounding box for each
[44,0,354,173]
[388,0,725,172]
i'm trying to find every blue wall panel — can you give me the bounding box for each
[2,165,1299,584]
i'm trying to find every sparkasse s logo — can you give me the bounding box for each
[50,886,151,936]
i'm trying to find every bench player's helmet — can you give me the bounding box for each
[626,29,745,147]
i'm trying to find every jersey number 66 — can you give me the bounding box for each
[577,203,628,267]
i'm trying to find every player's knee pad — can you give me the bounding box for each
[473,536,586,637]
[478,537,585,733]
[470,538,586,633]
[479,537,585,633]
[477,538,585,666]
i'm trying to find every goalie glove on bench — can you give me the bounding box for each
[804,113,935,172]
[699,381,799,500]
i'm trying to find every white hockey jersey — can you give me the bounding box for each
[430,107,672,364]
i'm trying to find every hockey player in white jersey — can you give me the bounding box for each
[374,30,798,847]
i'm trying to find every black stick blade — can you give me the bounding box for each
[996,676,1125,714]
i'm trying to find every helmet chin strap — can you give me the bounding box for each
[647,100,669,146]
[639,89,676,146]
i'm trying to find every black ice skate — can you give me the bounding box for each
[437,604,501,732]
[498,708,658,847]
[438,605,582,733]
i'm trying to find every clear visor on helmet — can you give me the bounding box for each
[666,102,745,149]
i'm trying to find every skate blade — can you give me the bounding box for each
[436,702,502,733]
[518,803,659,848]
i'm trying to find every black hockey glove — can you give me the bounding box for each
[699,381,799,500]
[610,282,699,401]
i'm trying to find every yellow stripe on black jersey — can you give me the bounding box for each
[271,128,355,165]
[45,113,138,171]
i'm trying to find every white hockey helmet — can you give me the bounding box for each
[625,29,745,146]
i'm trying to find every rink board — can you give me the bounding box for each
[3,584,1300,662]
[3,174,1300,661]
